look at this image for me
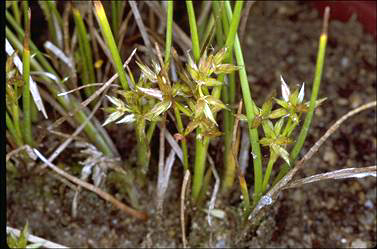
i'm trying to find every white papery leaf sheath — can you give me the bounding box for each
[280,75,290,102]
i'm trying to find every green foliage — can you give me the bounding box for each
[5,0,329,223]
[7,223,42,249]
[104,47,239,142]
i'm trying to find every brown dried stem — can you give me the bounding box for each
[284,165,376,189]
[33,148,148,221]
[181,169,191,248]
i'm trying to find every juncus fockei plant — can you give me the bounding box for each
[102,47,240,174]
[248,75,326,193]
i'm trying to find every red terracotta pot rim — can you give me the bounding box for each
[310,1,376,39]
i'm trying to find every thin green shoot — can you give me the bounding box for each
[22,4,32,146]
[186,1,200,62]
[93,1,129,90]
[273,7,330,186]
[73,7,96,96]
[224,0,263,206]
[111,1,120,40]
[164,1,174,67]
[6,111,23,147]
[11,1,21,40]
[6,27,115,157]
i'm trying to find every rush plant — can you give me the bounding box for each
[6,0,338,237]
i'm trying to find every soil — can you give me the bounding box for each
[6,1,376,248]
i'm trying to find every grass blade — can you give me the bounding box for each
[93,1,129,90]
[73,7,96,96]
[186,1,200,62]
[22,4,32,146]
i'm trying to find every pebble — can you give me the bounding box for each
[364,199,374,209]
[325,197,336,209]
[337,98,349,106]
[341,57,350,68]
[349,94,362,108]
[323,149,337,166]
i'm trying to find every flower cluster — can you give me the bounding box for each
[251,75,326,165]
[102,47,240,141]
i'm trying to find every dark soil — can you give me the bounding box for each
[6,1,376,248]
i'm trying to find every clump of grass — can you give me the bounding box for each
[9,4,375,246]
[7,222,42,249]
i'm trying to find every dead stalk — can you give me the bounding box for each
[239,1,255,43]
[284,165,376,189]
[207,154,220,227]
[41,100,102,169]
[33,148,148,221]
[88,5,103,81]
[239,124,250,174]
[181,169,191,248]
[156,112,167,214]
[129,1,152,52]
[117,11,133,49]
[242,101,376,241]
[197,2,212,27]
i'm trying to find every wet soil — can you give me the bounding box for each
[6,1,376,248]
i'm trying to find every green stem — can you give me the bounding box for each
[214,1,237,193]
[73,7,96,96]
[192,0,244,203]
[144,2,175,150]
[6,111,23,147]
[174,106,189,170]
[164,1,173,67]
[46,1,63,26]
[186,1,200,62]
[22,3,32,146]
[39,2,58,46]
[111,1,119,40]
[30,99,38,122]
[94,1,129,90]
[197,166,213,207]
[11,101,23,147]
[273,16,329,186]
[136,120,149,175]
[224,1,263,205]
[199,14,215,50]
[282,116,292,136]
[186,0,206,203]
[229,56,236,105]
[262,151,278,193]
[147,121,157,143]
[192,138,209,202]
[11,1,21,40]
[213,1,236,193]
[197,1,210,40]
